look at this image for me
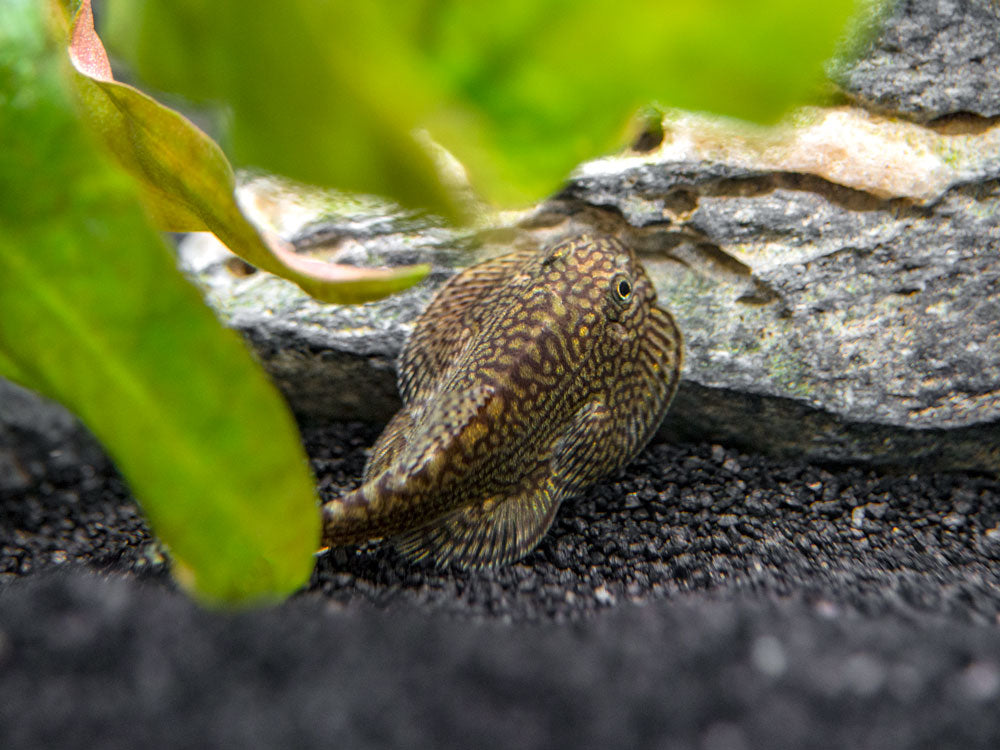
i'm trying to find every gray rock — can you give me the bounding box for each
[832,0,1000,121]
[10,0,1000,477]
[181,192,472,425]
[179,109,1000,474]
[555,121,1000,473]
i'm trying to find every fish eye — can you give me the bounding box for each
[612,275,633,303]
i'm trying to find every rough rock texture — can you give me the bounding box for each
[179,188,468,425]
[558,117,1000,472]
[4,421,1000,748]
[12,6,1000,477]
[177,107,1000,473]
[833,0,1000,121]
[51,3,979,476]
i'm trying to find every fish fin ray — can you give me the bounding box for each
[545,399,630,491]
[394,471,563,569]
[619,305,683,455]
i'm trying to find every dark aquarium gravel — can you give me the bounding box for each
[2,421,1000,748]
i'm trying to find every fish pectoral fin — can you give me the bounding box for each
[393,473,563,569]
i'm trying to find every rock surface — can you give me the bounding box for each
[559,110,1000,472]
[832,0,1000,121]
[178,105,1000,473]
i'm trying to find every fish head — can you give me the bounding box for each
[524,234,656,354]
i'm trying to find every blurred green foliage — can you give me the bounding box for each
[0,0,319,604]
[106,0,865,208]
[67,0,430,303]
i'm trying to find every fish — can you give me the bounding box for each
[321,233,682,568]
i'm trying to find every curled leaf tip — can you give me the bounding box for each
[68,0,113,82]
[62,2,430,305]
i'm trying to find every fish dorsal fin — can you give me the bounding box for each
[375,383,495,487]
[398,248,538,404]
[393,468,564,569]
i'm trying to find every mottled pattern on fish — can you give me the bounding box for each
[321,234,682,568]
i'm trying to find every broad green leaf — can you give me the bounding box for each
[60,0,429,305]
[0,351,29,389]
[105,0,867,209]
[0,0,319,604]
[104,0,466,221]
[419,0,865,203]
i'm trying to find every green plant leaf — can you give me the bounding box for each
[62,0,429,305]
[105,0,866,209]
[0,0,319,604]
[104,0,467,221]
[0,351,29,389]
[420,0,865,204]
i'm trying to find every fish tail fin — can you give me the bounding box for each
[320,483,381,548]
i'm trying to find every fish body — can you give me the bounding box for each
[321,234,682,567]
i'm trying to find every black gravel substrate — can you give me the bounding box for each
[3,420,1000,748]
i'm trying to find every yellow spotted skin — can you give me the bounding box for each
[321,234,683,568]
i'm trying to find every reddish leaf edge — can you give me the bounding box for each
[64,0,430,305]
